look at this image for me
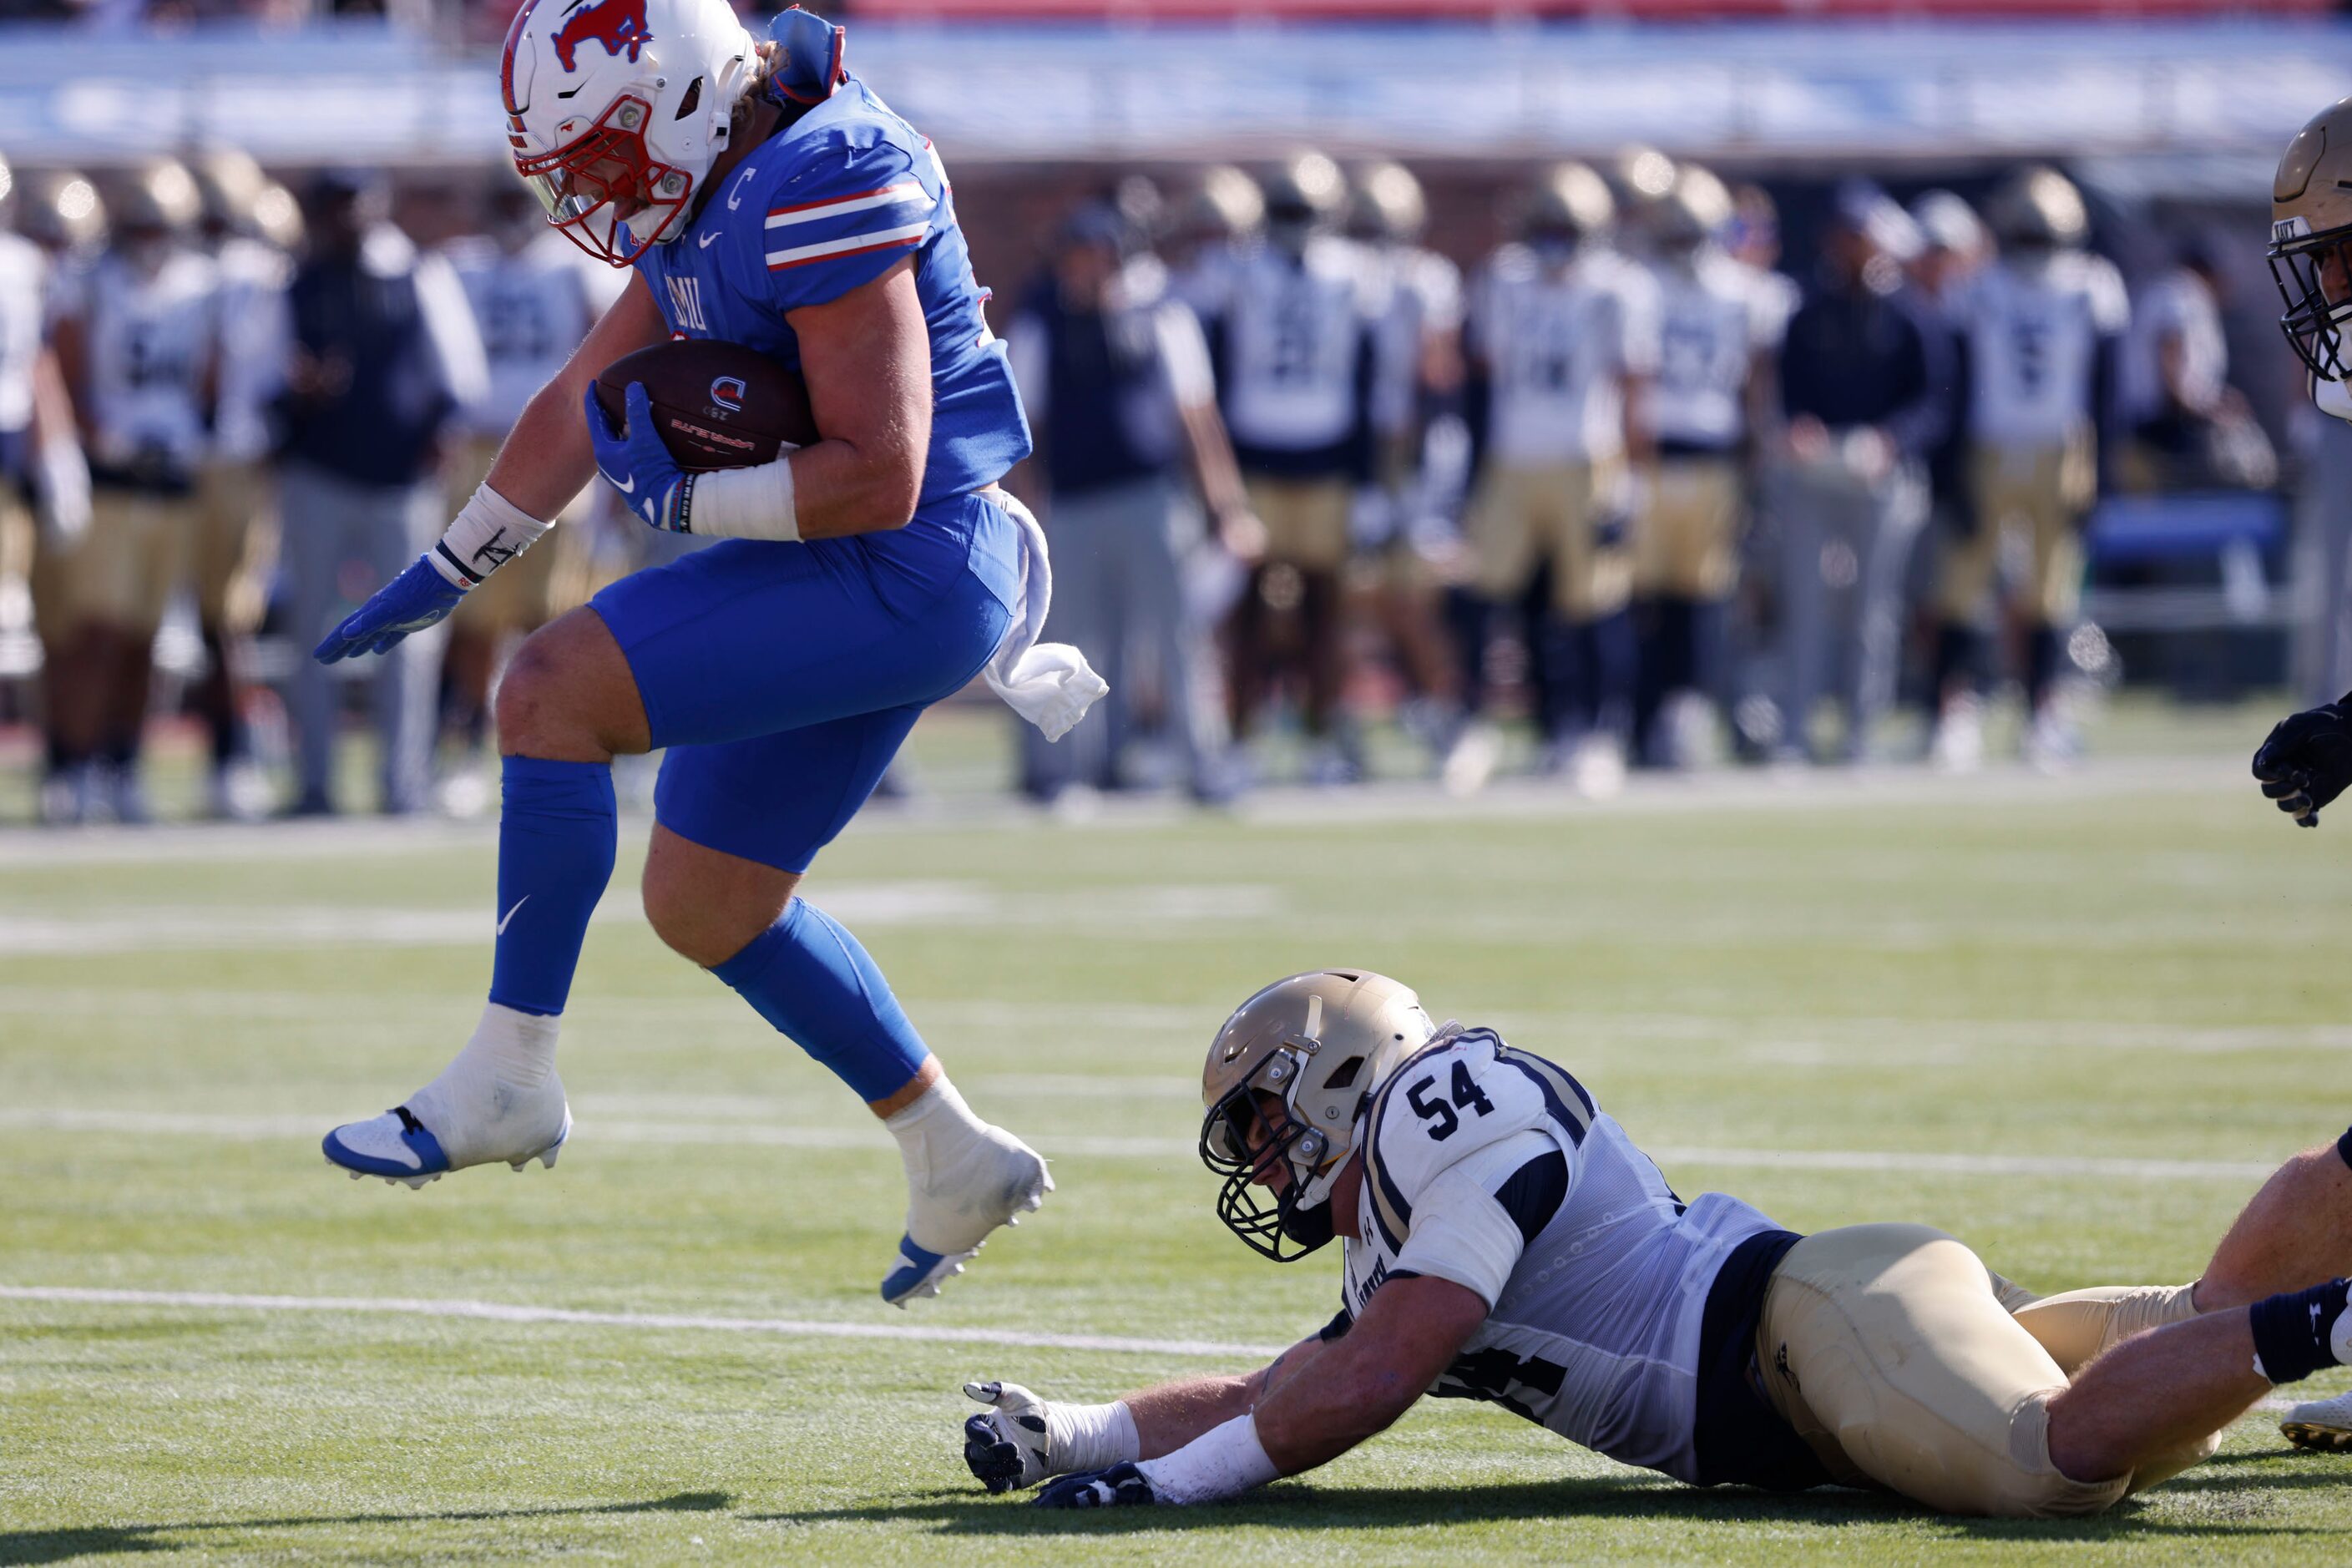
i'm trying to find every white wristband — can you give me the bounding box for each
[686,448,801,542]
[1049,1401,1140,1475]
[428,482,552,589]
[1134,1412,1279,1505]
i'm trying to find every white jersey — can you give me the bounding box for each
[1338,1027,1783,1485]
[210,235,292,464]
[2120,266,2227,427]
[1360,243,1463,439]
[1470,245,1660,467]
[1216,234,1374,458]
[450,232,620,438]
[1167,240,1252,326]
[0,233,49,438]
[79,246,220,480]
[1644,248,1788,452]
[1958,251,2128,451]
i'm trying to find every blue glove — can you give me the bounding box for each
[1031,1462,1158,1510]
[584,382,693,534]
[313,555,466,664]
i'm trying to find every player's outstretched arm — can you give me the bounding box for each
[315,276,669,665]
[960,1330,1333,1495]
[1030,1276,1488,1509]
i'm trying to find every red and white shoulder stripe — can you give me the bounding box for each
[764,182,935,272]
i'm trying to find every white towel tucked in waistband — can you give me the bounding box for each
[984,493,1107,743]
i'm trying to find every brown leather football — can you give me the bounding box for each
[594,340,817,471]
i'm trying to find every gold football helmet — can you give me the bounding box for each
[1985,165,2087,254]
[1345,160,1427,245]
[1510,161,1615,250]
[1199,969,1439,1261]
[2272,97,2352,382]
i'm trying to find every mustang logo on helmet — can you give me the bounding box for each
[551,0,651,73]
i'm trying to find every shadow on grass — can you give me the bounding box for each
[0,1490,729,1565]
[752,1476,2344,1542]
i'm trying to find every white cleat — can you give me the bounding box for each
[321,1013,571,1188]
[2282,1390,2352,1453]
[883,1119,1051,1308]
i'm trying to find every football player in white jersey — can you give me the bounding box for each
[1631,164,1786,771]
[438,178,631,815]
[1165,165,1262,329]
[15,170,104,824]
[48,159,218,822]
[189,148,291,822]
[1343,161,1463,761]
[1931,167,2127,773]
[1206,152,1379,783]
[962,969,2352,1511]
[0,153,93,827]
[1448,164,1658,798]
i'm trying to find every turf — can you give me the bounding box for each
[5,730,2352,1563]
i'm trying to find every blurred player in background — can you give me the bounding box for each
[1630,163,1785,771]
[1165,165,1261,327]
[1206,151,1378,785]
[48,158,217,823]
[190,148,293,822]
[1449,162,1656,797]
[1773,181,1938,766]
[313,4,1079,1307]
[1344,160,1464,766]
[16,169,104,823]
[438,178,629,817]
[1930,166,2126,773]
[281,168,484,817]
[1904,188,1989,767]
[1006,197,1254,805]
[0,154,93,826]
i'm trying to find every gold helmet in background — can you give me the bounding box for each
[1199,969,1439,1261]
[2271,97,2352,383]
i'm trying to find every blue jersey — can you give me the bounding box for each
[632,75,1030,506]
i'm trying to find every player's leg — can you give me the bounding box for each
[615,513,1043,1302]
[321,600,641,1183]
[2005,1282,2217,1490]
[1439,469,1529,795]
[367,482,448,816]
[1552,460,1633,793]
[190,458,277,819]
[1294,482,1352,773]
[1927,450,2003,771]
[96,493,185,821]
[2021,436,2092,766]
[1757,1223,2136,1516]
[1845,468,1924,763]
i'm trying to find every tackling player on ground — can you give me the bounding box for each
[960,971,2352,1511]
[312,1,1103,1306]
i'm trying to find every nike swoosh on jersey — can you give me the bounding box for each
[700,231,720,249]
[497,896,529,934]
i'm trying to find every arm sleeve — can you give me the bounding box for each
[757,135,938,315]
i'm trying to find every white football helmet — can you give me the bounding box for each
[498,0,771,265]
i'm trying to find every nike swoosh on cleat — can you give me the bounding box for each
[497,896,529,935]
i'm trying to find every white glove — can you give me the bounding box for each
[960,1380,1139,1495]
[33,438,89,545]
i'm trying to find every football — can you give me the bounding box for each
[594,339,817,471]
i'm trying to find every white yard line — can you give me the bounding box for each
[0,1285,1282,1359]
[0,1105,2280,1181]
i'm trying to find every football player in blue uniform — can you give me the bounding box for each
[311,1,1102,1306]
[961,972,2352,1510]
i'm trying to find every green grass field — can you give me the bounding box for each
[6,721,2352,1564]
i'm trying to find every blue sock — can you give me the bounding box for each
[487,756,619,1018]
[711,897,930,1103]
